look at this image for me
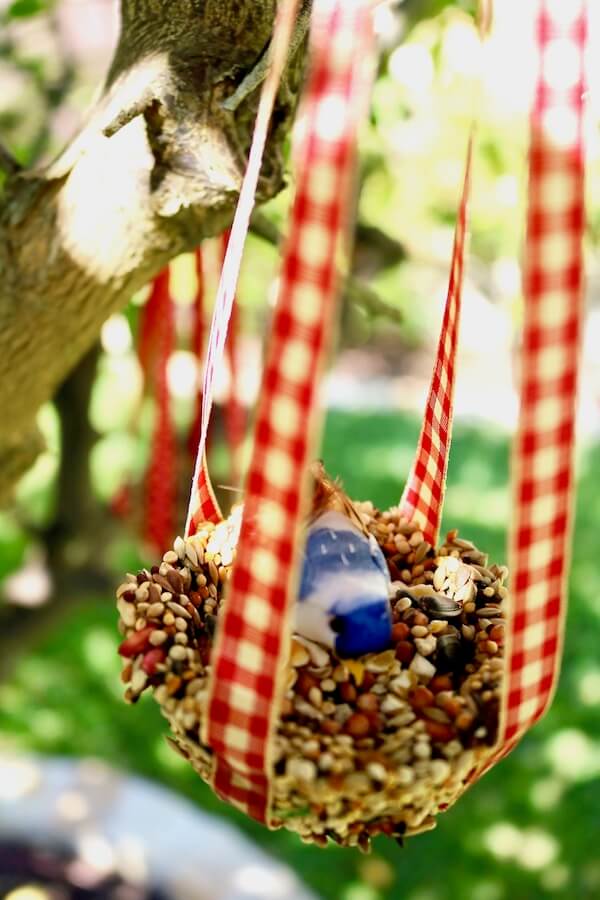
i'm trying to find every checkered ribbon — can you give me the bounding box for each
[184,0,302,536]
[490,0,587,762]
[204,0,375,823]
[399,138,473,546]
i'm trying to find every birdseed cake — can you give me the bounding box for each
[117,501,507,850]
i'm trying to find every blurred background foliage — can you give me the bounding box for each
[1,1,600,898]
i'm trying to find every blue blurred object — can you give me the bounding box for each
[296,510,393,656]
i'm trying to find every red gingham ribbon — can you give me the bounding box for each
[204,0,375,823]
[142,269,177,553]
[399,138,473,545]
[184,0,302,536]
[187,248,205,460]
[490,0,587,762]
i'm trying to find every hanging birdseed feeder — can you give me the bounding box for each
[116,0,587,849]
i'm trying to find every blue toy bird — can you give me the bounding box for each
[294,466,393,656]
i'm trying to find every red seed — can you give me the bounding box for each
[120,663,132,683]
[391,622,410,642]
[344,713,371,738]
[142,648,166,675]
[322,718,342,735]
[409,686,434,710]
[118,627,155,658]
[357,692,379,713]
[429,674,453,694]
[455,711,475,731]
[367,713,383,732]
[361,672,376,691]
[424,719,456,742]
[297,671,319,697]
[489,624,505,645]
[439,696,462,718]
[395,641,415,664]
[280,698,294,717]
[339,682,357,703]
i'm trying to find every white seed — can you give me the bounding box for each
[291,639,310,667]
[409,653,436,681]
[380,694,406,714]
[308,687,323,708]
[117,598,136,628]
[131,669,147,693]
[169,645,187,661]
[411,625,429,638]
[414,635,437,657]
[397,765,415,786]
[174,536,186,560]
[149,630,168,646]
[287,758,317,782]
[429,759,451,785]
[147,602,165,618]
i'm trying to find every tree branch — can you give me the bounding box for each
[0,0,307,504]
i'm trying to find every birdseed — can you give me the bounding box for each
[116,500,508,851]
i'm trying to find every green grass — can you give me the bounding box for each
[1,411,600,900]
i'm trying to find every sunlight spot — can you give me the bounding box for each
[373,1,404,46]
[0,758,40,801]
[232,864,298,898]
[545,728,600,780]
[101,314,132,355]
[3,550,51,608]
[167,350,198,400]
[483,821,522,859]
[5,887,51,900]
[358,857,394,890]
[389,44,434,93]
[491,258,521,297]
[442,20,482,77]
[76,831,115,877]
[579,669,600,705]
[83,628,119,676]
[56,789,90,822]
[114,834,148,884]
[515,829,559,871]
[169,253,197,306]
[30,710,67,742]
[529,776,564,811]
[472,882,503,900]
[541,864,570,891]
[343,885,380,900]
[494,175,519,208]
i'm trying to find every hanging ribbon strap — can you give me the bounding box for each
[204,0,376,824]
[399,140,472,545]
[141,270,177,553]
[185,0,302,535]
[493,0,587,759]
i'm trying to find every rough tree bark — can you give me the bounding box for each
[0,0,308,502]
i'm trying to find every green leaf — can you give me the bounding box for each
[8,0,47,18]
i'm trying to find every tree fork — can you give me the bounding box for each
[0,0,308,503]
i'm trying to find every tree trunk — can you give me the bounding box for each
[0,0,306,503]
